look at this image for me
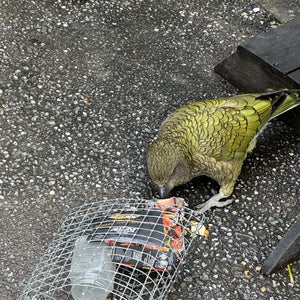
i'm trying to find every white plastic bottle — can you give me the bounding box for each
[69,236,116,300]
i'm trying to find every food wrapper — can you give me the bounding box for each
[88,197,186,272]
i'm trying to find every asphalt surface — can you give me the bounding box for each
[0,0,299,299]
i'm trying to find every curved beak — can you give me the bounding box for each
[158,185,169,198]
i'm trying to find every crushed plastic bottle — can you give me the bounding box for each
[69,236,116,300]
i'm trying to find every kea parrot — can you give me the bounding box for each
[146,89,300,213]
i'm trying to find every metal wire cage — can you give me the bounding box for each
[19,197,204,300]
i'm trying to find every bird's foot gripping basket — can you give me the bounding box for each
[19,197,204,300]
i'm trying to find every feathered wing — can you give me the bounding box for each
[256,89,300,119]
[159,94,274,162]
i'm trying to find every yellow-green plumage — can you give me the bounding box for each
[146,89,300,212]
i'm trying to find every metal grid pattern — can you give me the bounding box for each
[19,198,204,300]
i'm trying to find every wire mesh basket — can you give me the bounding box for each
[19,197,204,300]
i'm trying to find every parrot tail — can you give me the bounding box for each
[257,89,300,120]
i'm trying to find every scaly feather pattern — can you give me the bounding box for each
[147,89,300,212]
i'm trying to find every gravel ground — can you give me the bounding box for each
[0,0,299,299]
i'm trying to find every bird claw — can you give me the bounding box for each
[195,193,233,214]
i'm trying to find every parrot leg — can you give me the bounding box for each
[195,192,233,213]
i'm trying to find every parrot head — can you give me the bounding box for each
[146,138,191,198]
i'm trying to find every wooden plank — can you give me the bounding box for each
[262,216,300,275]
[215,45,300,93]
[215,16,300,91]
[215,16,300,135]
[243,17,300,75]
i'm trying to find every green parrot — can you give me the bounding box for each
[146,89,300,213]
